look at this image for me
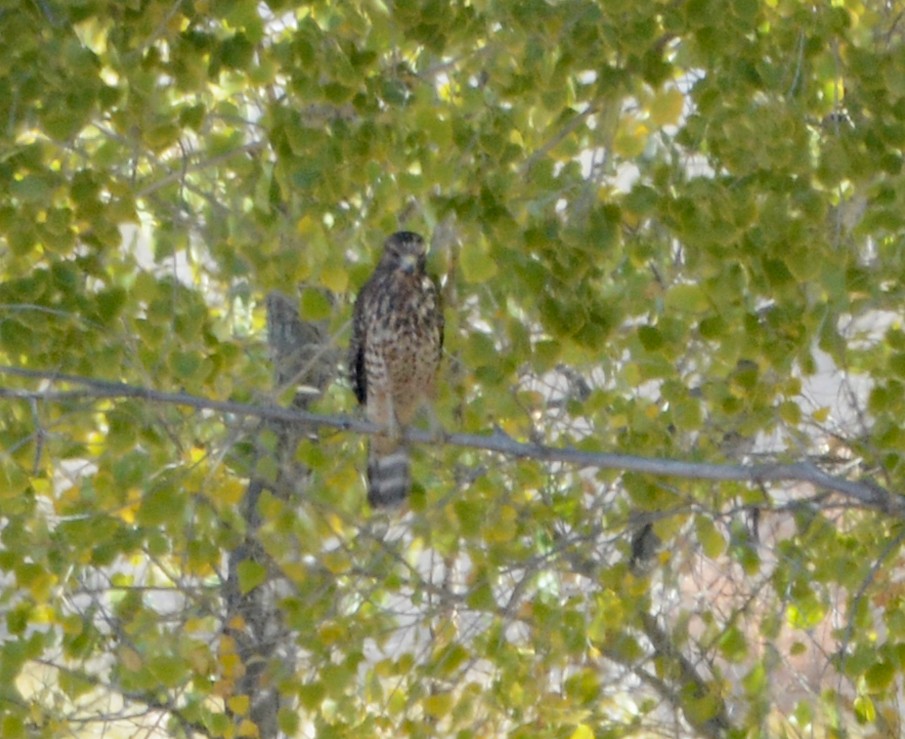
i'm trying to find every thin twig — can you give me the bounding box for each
[519,106,597,175]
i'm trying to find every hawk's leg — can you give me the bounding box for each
[370,386,402,442]
[423,403,445,443]
[386,411,402,443]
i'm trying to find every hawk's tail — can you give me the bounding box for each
[367,441,411,508]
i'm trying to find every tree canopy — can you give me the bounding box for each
[2,0,905,736]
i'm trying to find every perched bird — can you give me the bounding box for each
[348,231,444,507]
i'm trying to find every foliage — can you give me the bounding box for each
[2,0,905,736]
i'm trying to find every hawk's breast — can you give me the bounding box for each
[365,271,441,400]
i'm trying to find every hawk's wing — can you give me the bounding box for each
[348,281,370,406]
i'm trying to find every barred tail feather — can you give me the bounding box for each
[367,444,411,508]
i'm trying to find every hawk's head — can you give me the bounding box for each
[379,231,426,275]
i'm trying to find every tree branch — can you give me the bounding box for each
[637,612,731,738]
[1,364,901,515]
[519,106,597,175]
[135,141,266,198]
[33,658,214,738]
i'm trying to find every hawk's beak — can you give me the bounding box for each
[399,253,418,274]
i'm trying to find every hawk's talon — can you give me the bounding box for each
[425,407,446,444]
[385,419,401,444]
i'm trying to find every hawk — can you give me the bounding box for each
[349,231,444,507]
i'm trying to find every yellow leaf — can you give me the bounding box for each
[237,719,258,737]
[227,694,250,716]
[812,406,830,423]
[649,87,685,127]
[484,505,517,543]
[422,692,453,718]
[318,622,346,646]
[779,400,801,425]
[225,616,245,633]
[32,478,52,497]
[570,722,595,739]
[281,561,308,584]
[508,680,525,707]
[26,570,55,602]
[614,120,649,158]
[217,478,246,507]
[609,412,629,428]
[118,488,141,524]
[321,261,348,292]
[387,688,407,716]
[322,549,350,574]
[31,605,55,624]
[296,214,319,236]
[220,651,245,681]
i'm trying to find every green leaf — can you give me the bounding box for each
[236,560,268,595]
[59,669,94,700]
[466,571,496,611]
[564,669,600,704]
[169,350,203,380]
[865,660,896,693]
[717,625,748,662]
[95,286,127,323]
[665,283,709,312]
[854,695,876,724]
[695,515,725,558]
[460,242,498,283]
[148,655,188,689]
[430,642,470,677]
[138,485,183,527]
[638,325,664,351]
